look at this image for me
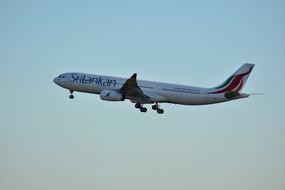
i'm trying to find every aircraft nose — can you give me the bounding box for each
[53,77,59,84]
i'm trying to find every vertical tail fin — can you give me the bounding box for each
[209,63,255,94]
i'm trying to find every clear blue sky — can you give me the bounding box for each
[1,1,285,190]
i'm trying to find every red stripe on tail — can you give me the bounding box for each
[209,67,253,94]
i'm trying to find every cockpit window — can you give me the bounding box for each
[58,75,65,78]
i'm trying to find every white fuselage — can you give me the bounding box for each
[53,72,248,105]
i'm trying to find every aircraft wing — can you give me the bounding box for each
[120,73,149,99]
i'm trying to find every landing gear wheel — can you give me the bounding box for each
[140,107,147,112]
[157,109,164,114]
[69,90,74,99]
[135,103,142,109]
[152,105,158,110]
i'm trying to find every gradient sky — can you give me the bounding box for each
[1,1,285,190]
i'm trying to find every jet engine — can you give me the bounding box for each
[100,90,125,101]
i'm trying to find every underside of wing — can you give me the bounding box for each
[120,73,149,99]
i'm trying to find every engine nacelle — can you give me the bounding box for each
[100,90,124,101]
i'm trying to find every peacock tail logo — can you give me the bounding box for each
[209,66,253,94]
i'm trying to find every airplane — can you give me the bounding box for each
[53,63,255,114]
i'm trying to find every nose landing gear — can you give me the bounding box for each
[69,90,74,99]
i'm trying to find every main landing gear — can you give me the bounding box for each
[69,90,74,99]
[152,103,164,114]
[135,103,147,113]
[135,102,164,114]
